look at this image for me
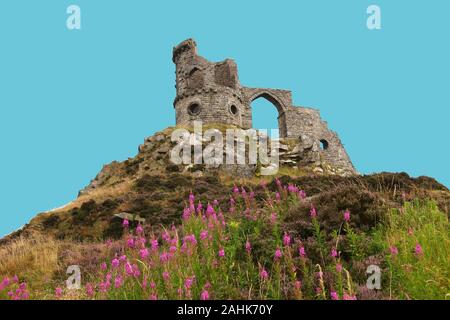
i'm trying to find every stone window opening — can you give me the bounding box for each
[229,104,239,116]
[189,67,200,76]
[320,139,329,150]
[188,103,201,116]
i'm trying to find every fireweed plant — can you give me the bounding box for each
[63,179,359,300]
[2,180,448,300]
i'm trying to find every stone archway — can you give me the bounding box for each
[243,88,292,138]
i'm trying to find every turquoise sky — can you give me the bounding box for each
[0,0,449,237]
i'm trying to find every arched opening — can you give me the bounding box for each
[320,139,329,150]
[251,97,280,139]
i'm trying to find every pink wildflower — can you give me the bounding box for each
[310,205,317,218]
[283,233,291,246]
[99,281,109,293]
[114,276,123,289]
[196,201,203,214]
[160,252,169,263]
[275,178,282,187]
[125,262,134,276]
[270,212,277,224]
[2,277,10,287]
[331,291,339,300]
[86,283,94,297]
[136,224,144,234]
[142,277,148,289]
[200,290,210,300]
[161,230,170,242]
[331,248,338,258]
[343,293,357,300]
[245,241,252,254]
[138,237,146,247]
[55,287,63,299]
[111,258,120,268]
[185,276,195,289]
[260,268,269,280]
[206,203,215,216]
[218,248,225,257]
[162,271,170,281]
[151,239,159,251]
[298,190,306,200]
[299,246,306,258]
[274,248,282,261]
[415,243,423,256]
[183,207,191,220]
[200,230,209,241]
[133,264,141,277]
[344,210,351,222]
[184,234,197,245]
[127,237,135,248]
[336,263,343,273]
[122,219,129,228]
[275,192,281,202]
[390,246,398,256]
[140,248,149,259]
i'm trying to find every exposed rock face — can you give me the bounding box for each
[172,39,356,174]
[79,126,355,198]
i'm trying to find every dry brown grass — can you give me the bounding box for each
[48,179,133,213]
[0,232,60,284]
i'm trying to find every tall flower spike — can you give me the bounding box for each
[260,267,269,280]
[283,233,291,247]
[310,205,317,218]
[245,241,252,254]
[344,210,350,222]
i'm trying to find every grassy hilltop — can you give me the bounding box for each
[1,127,449,300]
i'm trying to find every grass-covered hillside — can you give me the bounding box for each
[0,175,449,300]
[0,127,449,300]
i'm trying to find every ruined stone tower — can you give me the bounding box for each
[172,39,356,174]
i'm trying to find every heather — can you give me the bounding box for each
[1,177,448,300]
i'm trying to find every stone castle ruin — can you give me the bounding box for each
[172,39,356,175]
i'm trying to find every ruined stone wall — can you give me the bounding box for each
[283,107,355,173]
[172,39,356,174]
[173,39,251,129]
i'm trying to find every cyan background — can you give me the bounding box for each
[0,0,449,237]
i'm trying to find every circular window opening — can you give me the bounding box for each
[320,139,329,150]
[188,103,201,116]
[229,105,238,116]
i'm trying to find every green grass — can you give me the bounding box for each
[373,200,450,299]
